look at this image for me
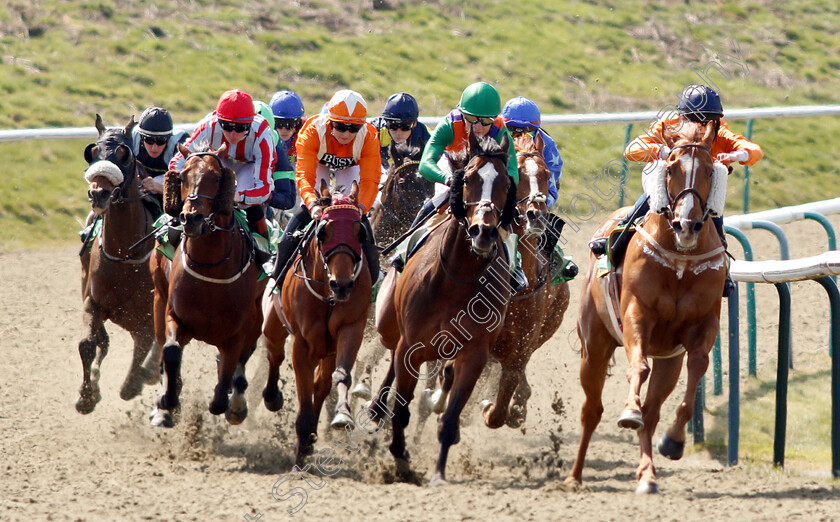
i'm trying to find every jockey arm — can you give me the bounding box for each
[269,141,297,210]
[536,128,563,208]
[624,119,670,163]
[419,118,456,184]
[356,126,382,212]
[295,121,322,212]
[715,120,763,166]
[237,119,275,206]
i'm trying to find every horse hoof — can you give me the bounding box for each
[428,472,448,488]
[351,382,372,400]
[119,377,144,401]
[635,481,659,495]
[75,395,97,414]
[225,407,248,425]
[430,389,446,414]
[330,411,354,430]
[395,457,413,482]
[479,399,492,411]
[617,409,644,430]
[208,397,228,416]
[657,433,685,460]
[150,409,174,428]
[263,390,284,412]
[142,367,160,386]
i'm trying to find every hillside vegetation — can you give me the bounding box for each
[1,0,838,249]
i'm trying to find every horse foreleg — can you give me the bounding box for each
[141,340,162,385]
[151,313,188,427]
[618,314,652,431]
[225,359,250,425]
[292,337,318,466]
[120,330,156,401]
[565,340,613,486]
[367,355,395,421]
[313,357,337,430]
[390,339,421,481]
[431,348,488,487]
[482,360,527,429]
[76,301,107,414]
[209,343,241,416]
[660,347,710,462]
[429,360,454,415]
[633,354,684,494]
[331,322,365,429]
[262,306,288,412]
[507,373,532,428]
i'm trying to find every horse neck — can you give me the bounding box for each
[183,216,238,267]
[100,172,149,251]
[437,216,499,281]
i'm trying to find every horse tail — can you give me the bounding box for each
[448,168,466,219]
[216,167,237,215]
[499,175,518,228]
[164,169,183,216]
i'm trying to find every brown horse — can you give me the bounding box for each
[77,115,159,414]
[262,180,372,465]
[480,132,571,429]
[565,120,728,493]
[371,132,518,486]
[369,140,433,247]
[149,143,264,428]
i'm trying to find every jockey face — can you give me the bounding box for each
[330,121,362,145]
[463,113,494,138]
[219,120,250,145]
[277,127,296,142]
[386,120,414,144]
[141,135,168,159]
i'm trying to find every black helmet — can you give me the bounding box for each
[382,92,419,121]
[138,107,174,136]
[677,85,723,122]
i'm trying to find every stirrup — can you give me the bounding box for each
[510,266,528,293]
[723,276,736,298]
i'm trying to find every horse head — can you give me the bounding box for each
[317,180,366,302]
[513,132,550,235]
[449,131,517,258]
[389,140,424,186]
[83,114,137,215]
[164,143,235,238]
[646,120,728,251]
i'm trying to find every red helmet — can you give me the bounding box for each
[327,90,368,124]
[215,89,254,123]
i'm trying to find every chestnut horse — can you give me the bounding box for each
[149,144,264,428]
[369,140,433,247]
[262,181,372,465]
[480,132,571,429]
[372,132,517,486]
[565,120,728,493]
[77,115,159,413]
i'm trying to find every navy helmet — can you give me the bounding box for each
[677,85,723,122]
[382,92,419,121]
[138,107,174,137]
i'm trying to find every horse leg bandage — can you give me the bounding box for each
[332,367,351,388]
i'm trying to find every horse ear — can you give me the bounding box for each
[499,132,511,165]
[448,168,466,219]
[349,180,359,204]
[701,120,716,146]
[216,167,237,214]
[163,170,183,216]
[124,115,136,138]
[319,179,331,200]
[84,144,97,164]
[468,127,481,158]
[178,143,191,158]
[533,131,545,153]
[500,176,518,229]
[214,142,229,157]
[94,114,105,136]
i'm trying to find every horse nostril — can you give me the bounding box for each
[468,224,480,238]
[179,212,188,224]
[526,210,536,222]
[329,280,339,292]
[346,281,354,292]
[692,221,704,233]
[488,227,499,240]
[672,221,683,233]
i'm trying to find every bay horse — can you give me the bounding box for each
[262,180,372,465]
[77,114,159,413]
[369,140,432,247]
[371,132,518,486]
[565,120,729,494]
[149,143,264,428]
[480,132,571,429]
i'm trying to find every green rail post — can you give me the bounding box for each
[691,376,705,444]
[814,276,840,478]
[773,282,792,469]
[713,333,723,395]
[742,119,754,214]
[725,226,757,377]
[618,123,633,208]
[727,284,740,466]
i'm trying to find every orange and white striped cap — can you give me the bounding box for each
[327,90,368,124]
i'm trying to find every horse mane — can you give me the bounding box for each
[391,140,422,165]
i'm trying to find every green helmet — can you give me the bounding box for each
[458,82,501,118]
[253,100,279,146]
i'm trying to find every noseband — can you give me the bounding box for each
[663,143,713,224]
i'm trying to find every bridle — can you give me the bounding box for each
[183,152,236,234]
[662,143,714,225]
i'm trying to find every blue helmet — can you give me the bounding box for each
[382,92,419,121]
[677,85,723,121]
[502,96,541,128]
[269,90,305,119]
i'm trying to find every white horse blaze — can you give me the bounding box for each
[678,154,698,218]
[477,162,500,202]
[525,159,540,197]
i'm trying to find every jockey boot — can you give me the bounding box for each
[504,233,528,293]
[361,216,382,284]
[270,206,311,284]
[713,216,736,297]
[541,213,565,260]
[589,194,650,263]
